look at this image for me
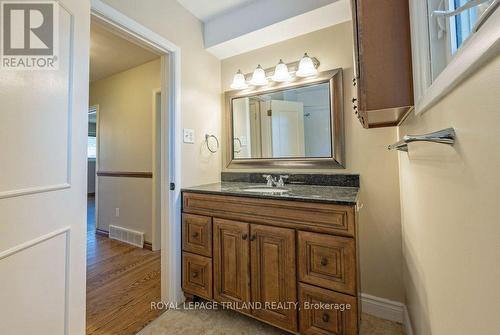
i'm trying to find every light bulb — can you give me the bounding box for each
[296,53,318,77]
[250,65,268,86]
[272,59,292,82]
[230,69,248,90]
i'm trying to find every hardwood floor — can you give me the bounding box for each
[86,196,163,335]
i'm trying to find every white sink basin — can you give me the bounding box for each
[243,188,289,194]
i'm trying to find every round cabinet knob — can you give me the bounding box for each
[249,235,256,241]
[322,313,330,322]
[192,232,199,238]
[192,271,198,278]
[320,258,328,266]
[242,234,248,240]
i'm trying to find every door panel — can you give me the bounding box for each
[0,0,90,334]
[213,219,250,313]
[250,224,297,332]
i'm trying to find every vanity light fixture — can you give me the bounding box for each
[250,64,268,86]
[271,59,293,82]
[230,69,248,90]
[296,53,318,77]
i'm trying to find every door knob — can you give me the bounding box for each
[322,313,329,322]
[192,232,199,238]
[192,271,198,278]
[320,258,328,266]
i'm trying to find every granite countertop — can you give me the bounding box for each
[182,182,359,206]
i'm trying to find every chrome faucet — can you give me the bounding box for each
[277,175,289,188]
[263,174,289,187]
[263,174,277,187]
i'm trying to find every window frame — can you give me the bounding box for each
[409,0,500,115]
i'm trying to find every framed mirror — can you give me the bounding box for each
[225,68,344,169]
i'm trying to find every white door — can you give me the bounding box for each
[0,0,90,334]
[270,100,305,157]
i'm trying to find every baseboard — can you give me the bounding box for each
[361,293,405,323]
[95,228,109,237]
[403,305,414,335]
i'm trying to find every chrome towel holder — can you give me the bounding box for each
[205,134,219,153]
[388,127,456,152]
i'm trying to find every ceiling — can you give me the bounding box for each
[177,0,256,21]
[90,21,160,82]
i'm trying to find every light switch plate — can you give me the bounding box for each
[183,128,195,143]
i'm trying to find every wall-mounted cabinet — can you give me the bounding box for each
[351,0,414,128]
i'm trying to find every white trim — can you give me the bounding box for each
[90,0,183,304]
[403,305,414,335]
[410,1,500,115]
[361,293,405,323]
[0,226,71,259]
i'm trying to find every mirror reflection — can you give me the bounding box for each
[232,82,332,159]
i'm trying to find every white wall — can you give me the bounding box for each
[100,0,222,188]
[90,59,160,243]
[399,55,500,334]
[221,22,404,302]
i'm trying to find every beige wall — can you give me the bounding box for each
[90,59,161,242]
[399,55,500,334]
[221,23,404,302]
[101,0,222,187]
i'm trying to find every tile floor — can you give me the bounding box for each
[138,306,405,335]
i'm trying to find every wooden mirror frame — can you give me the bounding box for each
[224,68,345,169]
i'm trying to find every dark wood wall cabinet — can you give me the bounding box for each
[351,0,414,128]
[182,192,360,335]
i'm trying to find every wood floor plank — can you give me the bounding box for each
[86,197,162,335]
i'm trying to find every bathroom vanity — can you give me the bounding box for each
[181,175,360,335]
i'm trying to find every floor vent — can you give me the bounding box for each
[109,225,144,248]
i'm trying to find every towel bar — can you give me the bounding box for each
[388,128,456,152]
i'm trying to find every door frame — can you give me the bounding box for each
[90,0,183,304]
[88,104,99,228]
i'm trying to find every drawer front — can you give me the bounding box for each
[182,213,212,257]
[182,252,213,300]
[183,192,355,237]
[298,231,356,295]
[299,283,358,335]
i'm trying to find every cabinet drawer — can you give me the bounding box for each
[299,283,358,335]
[182,213,212,257]
[183,192,355,237]
[182,252,213,300]
[298,231,356,295]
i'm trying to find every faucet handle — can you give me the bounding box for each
[263,174,274,187]
[277,175,289,187]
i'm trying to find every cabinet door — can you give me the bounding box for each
[213,219,251,313]
[250,224,297,332]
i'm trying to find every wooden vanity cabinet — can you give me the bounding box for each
[351,0,414,128]
[182,192,360,335]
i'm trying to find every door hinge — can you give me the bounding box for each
[267,109,272,116]
[169,182,175,191]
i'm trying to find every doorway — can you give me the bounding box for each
[86,14,168,335]
[91,0,184,317]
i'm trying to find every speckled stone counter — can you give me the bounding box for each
[182,181,359,206]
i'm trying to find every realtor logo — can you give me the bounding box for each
[1,1,59,70]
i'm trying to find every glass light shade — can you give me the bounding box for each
[271,59,293,82]
[296,53,318,77]
[250,65,268,86]
[230,70,248,90]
